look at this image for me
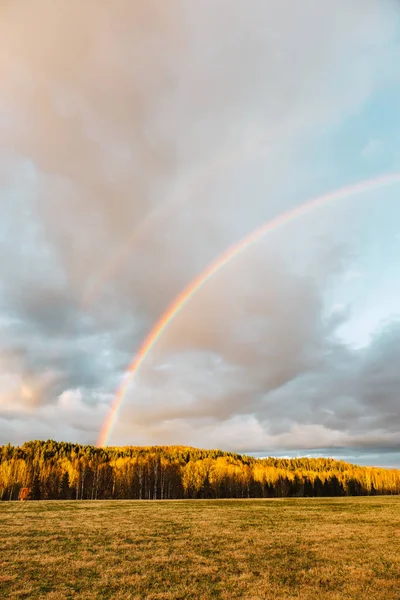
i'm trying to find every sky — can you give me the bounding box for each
[1,0,400,467]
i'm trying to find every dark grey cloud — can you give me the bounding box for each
[250,447,400,469]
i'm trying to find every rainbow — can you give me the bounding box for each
[97,172,400,446]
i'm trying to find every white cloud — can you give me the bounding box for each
[344,269,366,282]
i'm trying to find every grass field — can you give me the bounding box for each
[1,497,399,599]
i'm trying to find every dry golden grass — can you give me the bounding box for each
[1,497,400,599]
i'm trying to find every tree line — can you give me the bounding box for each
[1,440,399,500]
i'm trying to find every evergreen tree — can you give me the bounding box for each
[60,472,70,500]
[31,475,41,500]
[304,478,314,497]
[314,476,324,497]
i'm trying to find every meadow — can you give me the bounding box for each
[1,497,399,599]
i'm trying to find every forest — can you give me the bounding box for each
[1,440,399,501]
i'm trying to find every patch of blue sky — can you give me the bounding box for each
[324,186,400,348]
[315,81,400,182]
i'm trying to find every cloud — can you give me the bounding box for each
[1,0,398,304]
[0,0,399,453]
[0,388,109,446]
[344,270,366,282]
[114,247,400,452]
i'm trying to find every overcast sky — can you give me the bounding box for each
[1,1,400,467]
